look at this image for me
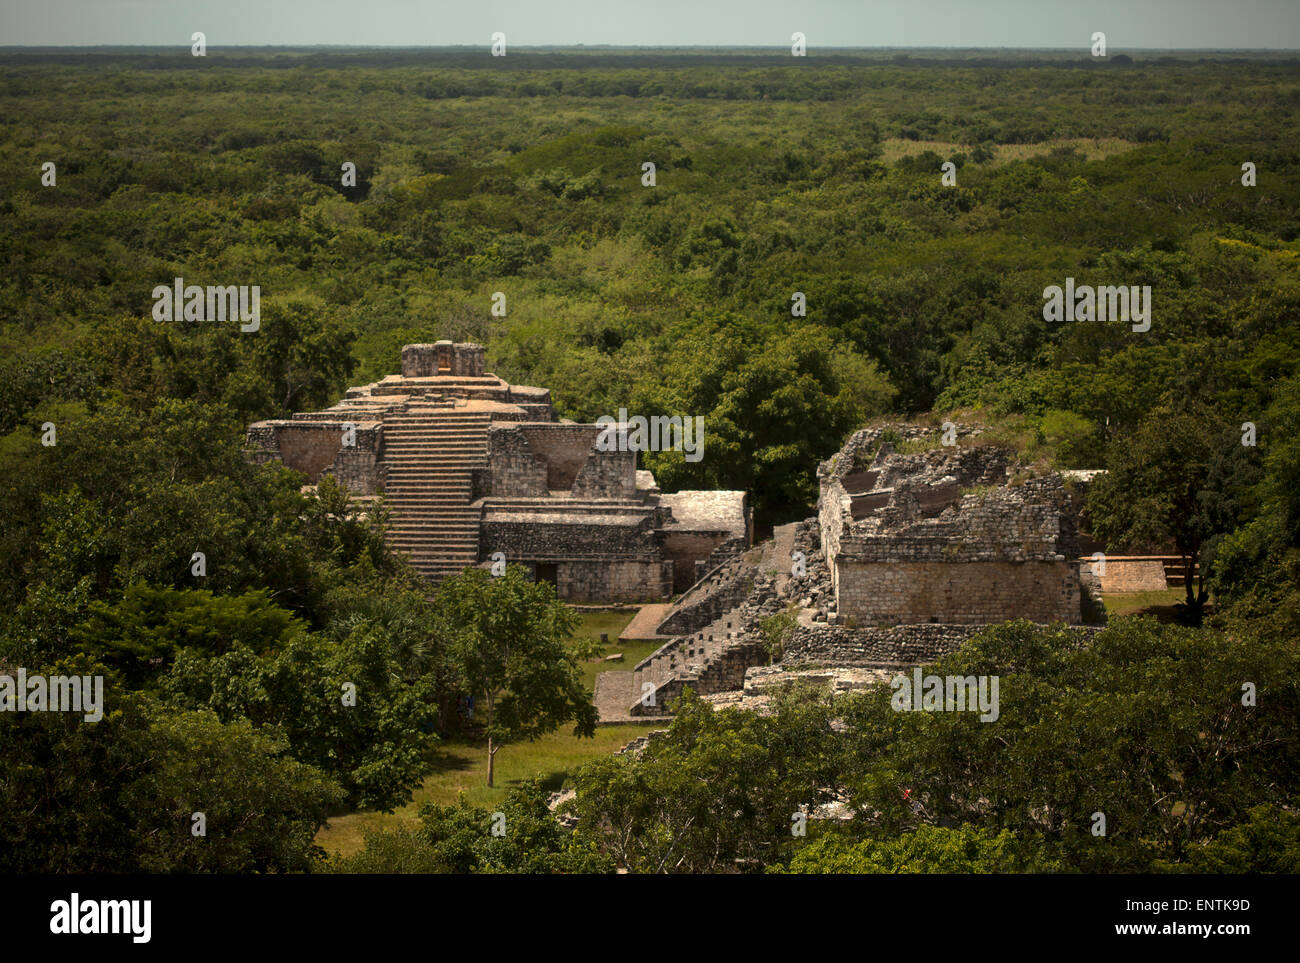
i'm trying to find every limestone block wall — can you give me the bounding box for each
[401,342,486,378]
[782,621,1104,669]
[631,641,766,717]
[656,559,753,636]
[819,476,849,597]
[571,447,637,499]
[835,559,1084,625]
[328,427,383,494]
[485,427,548,497]
[244,421,382,492]
[558,559,673,603]
[506,384,554,420]
[692,535,749,584]
[480,512,661,559]
[783,623,981,667]
[517,424,604,490]
[660,531,739,593]
[1097,558,1170,593]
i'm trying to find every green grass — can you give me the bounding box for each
[1104,587,1190,617]
[316,724,653,857]
[576,638,663,691]
[568,609,665,690]
[570,609,637,646]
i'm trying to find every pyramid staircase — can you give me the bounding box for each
[382,407,492,584]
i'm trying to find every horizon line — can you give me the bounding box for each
[2,43,1299,53]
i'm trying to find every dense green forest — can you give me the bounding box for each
[2,48,1298,873]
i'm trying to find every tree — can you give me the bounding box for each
[122,706,342,873]
[633,317,870,522]
[162,620,445,811]
[835,619,1300,872]
[0,662,341,873]
[70,584,305,687]
[569,686,837,872]
[438,566,595,787]
[780,825,1043,874]
[1086,402,1259,622]
[1212,374,1300,634]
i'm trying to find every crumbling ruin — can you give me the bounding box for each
[596,422,1105,721]
[245,342,750,601]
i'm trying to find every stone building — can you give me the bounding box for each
[817,423,1095,626]
[245,342,749,601]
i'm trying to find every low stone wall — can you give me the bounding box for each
[782,622,982,668]
[1098,558,1169,593]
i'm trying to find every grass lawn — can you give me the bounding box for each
[577,638,664,691]
[569,609,665,690]
[316,724,654,857]
[1104,587,1195,618]
[315,607,664,858]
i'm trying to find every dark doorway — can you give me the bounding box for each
[534,563,558,587]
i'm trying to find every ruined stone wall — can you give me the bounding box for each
[835,559,1084,625]
[783,621,1104,669]
[480,515,661,559]
[693,535,749,584]
[656,558,754,637]
[660,531,738,593]
[817,424,1004,598]
[485,427,548,497]
[632,641,766,716]
[571,447,637,499]
[819,477,848,598]
[783,622,981,668]
[517,424,603,491]
[328,426,383,494]
[507,384,554,421]
[401,342,486,378]
[245,422,382,492]
[270,424,343,480]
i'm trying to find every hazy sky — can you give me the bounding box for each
[1,0,1297,49]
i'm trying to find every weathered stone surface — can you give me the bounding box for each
[244,344,750,600]
[818,424,1101,626]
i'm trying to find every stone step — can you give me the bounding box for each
[385,465,480,472]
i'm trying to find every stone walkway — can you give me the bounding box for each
[593,670,664,724]
[760,522,800,595]
[619,603,673,642]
